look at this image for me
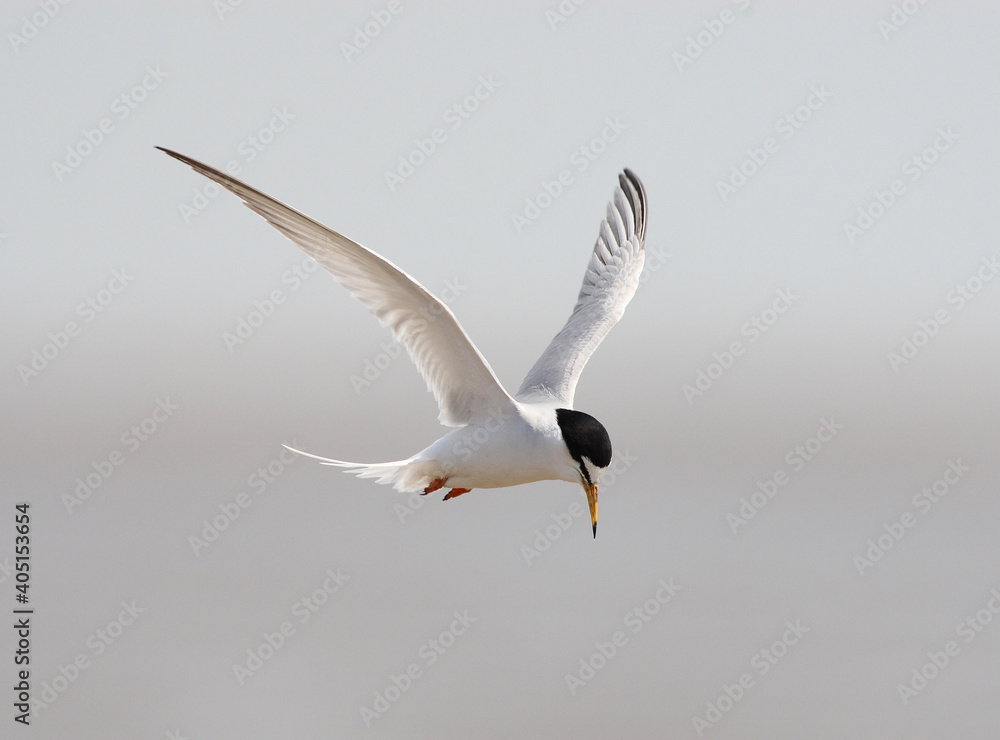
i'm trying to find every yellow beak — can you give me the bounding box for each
[584,481,598,539]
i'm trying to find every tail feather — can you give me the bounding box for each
[282,444,435,491]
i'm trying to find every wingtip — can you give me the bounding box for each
[621,168,645,201]
[157,146,194,167]
[281,443,328,462]
[618,168,647,243]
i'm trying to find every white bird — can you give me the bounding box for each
[159,147,647,537]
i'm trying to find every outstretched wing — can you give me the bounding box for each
[515,169,647,407]
[159,147,515,427]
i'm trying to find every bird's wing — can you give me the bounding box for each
[158,147,515,427]
[515,169,647,407]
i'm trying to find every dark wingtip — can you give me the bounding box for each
[619,168,647,243]
[156,146,191,165]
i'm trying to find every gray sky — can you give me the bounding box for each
[2,2,1000,738]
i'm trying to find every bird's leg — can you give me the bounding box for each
[443,488,471,501]
[422,478,447,495]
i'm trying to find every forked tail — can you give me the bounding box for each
[282,444,435,492]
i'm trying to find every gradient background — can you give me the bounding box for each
[3,2,1000,738]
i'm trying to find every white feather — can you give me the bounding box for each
[515,170,647,406]
[157,148,515,428]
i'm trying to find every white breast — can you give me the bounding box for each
[416,404,576,490]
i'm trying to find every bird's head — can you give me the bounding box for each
[555,408,612,539]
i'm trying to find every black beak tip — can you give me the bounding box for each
[592,522,597,539]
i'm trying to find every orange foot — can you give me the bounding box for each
[423,478,447,495]
[443,488,472,501]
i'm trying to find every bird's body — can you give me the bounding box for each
[159,146,647,536]
[306,403,576,493]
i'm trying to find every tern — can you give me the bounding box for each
[159,147,647,537]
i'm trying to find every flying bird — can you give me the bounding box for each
[159,147,647,537]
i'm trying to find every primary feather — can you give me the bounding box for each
[515,169,647,406]
[157,147,515,427]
